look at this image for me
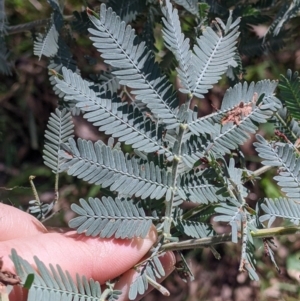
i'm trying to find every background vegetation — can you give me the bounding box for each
[1,0,300,300]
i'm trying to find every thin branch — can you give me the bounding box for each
[162,226,300,251]
[6,15,73,35]
[243,165,273,185]
[163,124,186,237]
[251,225,300,238]
[162,233,232,251]
[251,165,273,177]
[7,19,50,34]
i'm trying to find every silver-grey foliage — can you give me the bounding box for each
[68,197,157,238]
[259,197,300,227]
[34,24,59,60]
[172,0,199,16]
[59,137,172,200]
[129,254,165,300]
[43,108,74,173]
[174,207,215,238]
[178,168,225,204]
[271,107,300,144]
[33,0,63,60]
[88,4,180,127]
[11,249,121,301]
[49,1,283,285]
[254,134,300,200]
[209,80,281,155]
[107,0,147,23]
[265,0,300,37]
[162,2,239,99]
[11,0,300,299]
[55,67,171,156]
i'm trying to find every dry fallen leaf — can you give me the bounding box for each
[222,92,258,126]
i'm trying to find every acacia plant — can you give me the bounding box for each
[3,0,300,300]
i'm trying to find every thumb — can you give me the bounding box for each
[1,229,157,283]
[1,229,157,301]
[0,203,47,241]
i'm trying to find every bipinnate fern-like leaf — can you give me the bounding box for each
[174,216,215,239]
[214,199,243,243]
[173,0,199,16]
[259,197,300,228]
[91,71,120,94]
[129,255,166,300]
[107,0,147,23]
[54,67,173,157]
[254,134,285,167]
[254,134,300,200]
[177,168,225,204]
[33,0,64,60]
[34,24,59,60]
[278,69,300,120]
[161,8,239,99]
[11,249,120,301]
[177,220,213,239]
[184,106,220,136]
[87,4,179,127]
[241,239,258,281]
[69,197,157,238]
[28,199,54,221]
[48,39,80,115]
[181,81,281,168]
[195,81,281,158]
[191,12,240,98]
[59,138,172,200]
[180,134,210,168]
[141,8,157,53]
[271,107,300,144]
[43,108,74,173]
[186,80,280,140]
[161,0,194,95]
[265,1,300,37]
[214,200,259,280]
[213,186,259,281]
[239,217,258,280]
[52,37,78,72]
[221,157,249,199]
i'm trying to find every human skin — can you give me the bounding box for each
[0,203,175,301]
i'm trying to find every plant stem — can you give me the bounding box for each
[6,15,73,35]
[7,19,50,34]
[162,233,232,251]
[251,225,300,238]
[29,175,40,204]
[251,165,273,178]
[162,225,300,251]
[181,204,216,221]
[54,173,59,204]
[163,124,186,238]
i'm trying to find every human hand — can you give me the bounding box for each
[0,203,175,301]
